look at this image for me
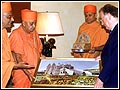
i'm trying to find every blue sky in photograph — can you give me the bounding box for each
[38,59,99,72]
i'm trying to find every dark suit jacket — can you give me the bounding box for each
[99,24,118,88]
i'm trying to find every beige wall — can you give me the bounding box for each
[30,1,118,58]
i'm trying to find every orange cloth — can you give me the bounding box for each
[21,9,37,21]
[2,29,15,88]
[9,26,43,88]
[84,4,96,13]
[2,2,12,13]
[75,21,109,58]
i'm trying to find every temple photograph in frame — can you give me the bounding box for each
[31,58,100,88]
[37,59,99,76]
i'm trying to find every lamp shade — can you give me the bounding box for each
[35,12,64,35]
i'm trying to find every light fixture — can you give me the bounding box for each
[35,12,64,57]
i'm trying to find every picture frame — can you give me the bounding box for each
[31,58,100,88]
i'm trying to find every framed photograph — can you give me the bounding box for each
[31,58,100,88]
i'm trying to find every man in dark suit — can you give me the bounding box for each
[94,4,118,88]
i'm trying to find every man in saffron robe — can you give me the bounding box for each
[2,2,35,88]
[73,4,109,58]
[9,9,43,88]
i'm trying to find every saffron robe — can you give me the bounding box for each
[75,21,109,58]
[2,29,15,88]
[9,26,43,88]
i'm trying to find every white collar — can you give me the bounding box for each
[111,21,118,31]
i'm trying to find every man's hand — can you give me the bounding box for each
[27,72,36,82]
[23,69,35,82]
[89,47,101,58]
[89,47,95,53]
[94,78,103,88]
[13,62,35,70]
[73,53,83,58]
